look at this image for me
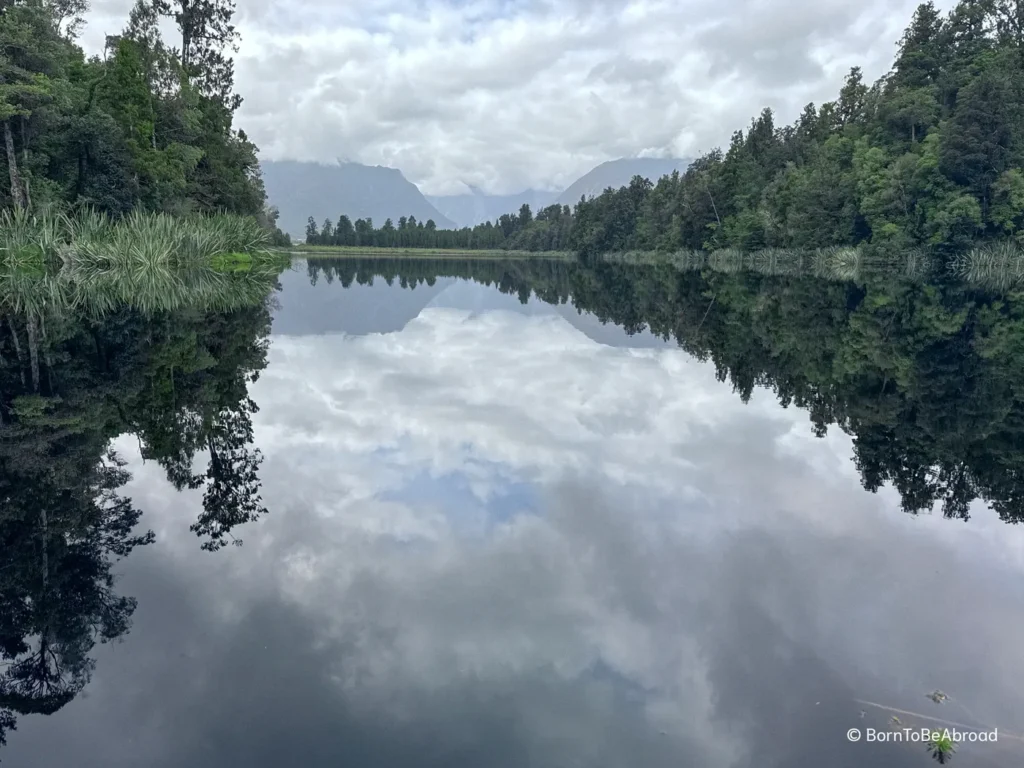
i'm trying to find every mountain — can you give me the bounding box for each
[271,263,452,336]
[427,187,557,228]
[261,160,456,240]
[554,157,692,206]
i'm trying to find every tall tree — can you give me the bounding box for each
[150,0,240,108]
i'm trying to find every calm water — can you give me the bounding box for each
[2,256,1023,767]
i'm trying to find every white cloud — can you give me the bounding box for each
[81,0,960,195]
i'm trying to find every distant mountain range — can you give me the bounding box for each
[261,160,456,240]
[261,157,693,239]
[427,187,557,229]
[553,158,692,206]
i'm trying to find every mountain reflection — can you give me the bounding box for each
[0,261,282,740]
[305,255,1024,524]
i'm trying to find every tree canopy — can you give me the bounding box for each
[0,0,286,239]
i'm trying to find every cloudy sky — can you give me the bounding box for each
[81,0,957,194]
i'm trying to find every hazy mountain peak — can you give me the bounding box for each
[261,160,455,239]
[555,157,692,205]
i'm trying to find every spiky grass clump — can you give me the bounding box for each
[925,730,956,764]
[8,257,286,318]
[67,212,271,267]
[810,245,862,280]
[1,209,271,268]
[0,208,71,263]
[668,249,705,270]
[0,268,75,319]
[953,241,1024,289]
[746,247,808,276]
[707,248,744,273]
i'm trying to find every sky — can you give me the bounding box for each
[80,0,957,195]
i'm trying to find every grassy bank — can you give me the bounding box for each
[1,209,274,267]
[288,244,574,260]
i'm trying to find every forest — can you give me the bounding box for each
[0,0,289,242]
[303,0,1024,256]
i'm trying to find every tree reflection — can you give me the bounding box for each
[0,454,154,744]
[0,262,282,743]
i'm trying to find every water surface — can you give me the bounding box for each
[2,256,1022,767]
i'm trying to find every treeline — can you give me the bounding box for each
[301,203,574,250]
[305,0,1024,255]
[0,0,289,243]
[302,254,1024,524]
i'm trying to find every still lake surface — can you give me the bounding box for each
[3,255,1024,767]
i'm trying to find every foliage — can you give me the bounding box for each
[0,0,289,244]
[926,730,956,763]
[0,209,274,266]
[299,206,575,252]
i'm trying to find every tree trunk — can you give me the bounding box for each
[26,314,40,392]
[40,505,49,590]
[41,316,54,392]
[3,119,28,211]
[5,315,27,387]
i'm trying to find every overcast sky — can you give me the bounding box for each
[82,0,956,195]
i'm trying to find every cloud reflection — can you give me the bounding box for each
[11,295,1024,767]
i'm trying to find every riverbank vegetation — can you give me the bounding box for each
[294,243,572,260]
[1,209,278,266]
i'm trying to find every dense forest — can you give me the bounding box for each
[302,0,1024,255]
[0,0,289,242]
[302,254,1024,526]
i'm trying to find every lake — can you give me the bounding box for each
[1,255,1022,767]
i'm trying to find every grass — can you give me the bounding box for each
[1,259,286,318]
[0,209,285,317]
[288,244,574,260]
[951,241,1024,289]
[0,208,273,267]
[926,730,956,764]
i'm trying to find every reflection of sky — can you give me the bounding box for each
[378,465,539,534]
[10,277,1024,768]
